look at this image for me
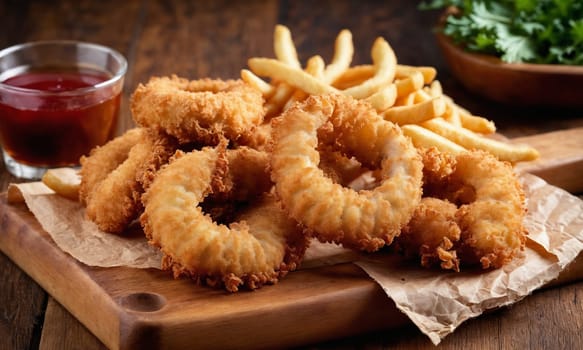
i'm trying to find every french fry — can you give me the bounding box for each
[305,55,326,79]
[396,65,437,85]
[283,55,325,110]
[394,91,416,106]
[381,97,446,125]
[458,109,496,134]
[248,57,338,95]
[266,25,303,117]
[322,29,354,83]
[41,167,81,200]
[442,101,462,127]
[437,94,463,127]
[430,93,494,133]
[402,124,466,154]
[273,24,301,68]
[340,37,397,99]
[394,70,425,98]
[459,114,496,134]
[366,83,397,111]
[413,89,432,103]
[332,65,373,89]
[265,81,297,118]
[426,80,443,97]
[241,69,274,97]
[422,118,539,163]
[244,26,537,163]
[333,64,437,89]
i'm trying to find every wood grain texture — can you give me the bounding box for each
[0,252,46,350]
[130,0,277,81]
[39,298,107,350]
[514,127,583,193]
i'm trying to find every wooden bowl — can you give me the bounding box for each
[435,33,583,108]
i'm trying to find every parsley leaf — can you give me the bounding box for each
[419,0,583,65]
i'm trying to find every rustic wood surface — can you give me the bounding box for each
[1,1,582,349]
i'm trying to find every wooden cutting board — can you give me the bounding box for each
[513,127,583,193]
[1,127,583,350]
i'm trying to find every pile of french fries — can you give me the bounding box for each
[242,25,539,164]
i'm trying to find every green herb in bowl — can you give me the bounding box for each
[420,0,583,65]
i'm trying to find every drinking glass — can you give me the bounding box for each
[0,40,127,179]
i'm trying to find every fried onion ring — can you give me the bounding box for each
[201,146,273,223]
[131,76,265,144]
[453,150,527,268]
[398,197,461,271]
[398,148,527,270]
[141,146,307,292]
[270,94,423,252]
[79,128,144,206]
[223,146,273,202]
[79,128,175,234]
[79,128,146,233]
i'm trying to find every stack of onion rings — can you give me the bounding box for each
[74,61,529,292]
[80,75,312,292]
[270,94,423,252]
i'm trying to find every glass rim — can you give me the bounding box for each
[0,40,128,96]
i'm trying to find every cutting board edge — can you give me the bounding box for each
[512,127,583,193]
[114,282,406,350]
[0,200,125,350]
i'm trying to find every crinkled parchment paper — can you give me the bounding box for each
[356,173,583,344]
[8,172,583,345]
[7,181,163,269]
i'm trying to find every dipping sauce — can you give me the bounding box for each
[0,66,120,167]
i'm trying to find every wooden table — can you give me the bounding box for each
[1,1,583,349]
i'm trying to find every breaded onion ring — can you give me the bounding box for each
[141,146,307,292]
[223,146,273,202]
[79,128,174,234]
[398,197,461,271]
[202,146,273,223]
[134,130,181,194]
[79,128,144,206]
[398,148,527,270]
[131,76,265,144]
[238,120,274,152]
[317,147,366,186]
[270,94,423,252]
[453,150,527,268]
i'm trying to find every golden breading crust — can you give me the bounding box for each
[79,128,175,234]
[131,76,265,144]
[270,94,423,252]
[397,147,527,270]
[140,146,308,292]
